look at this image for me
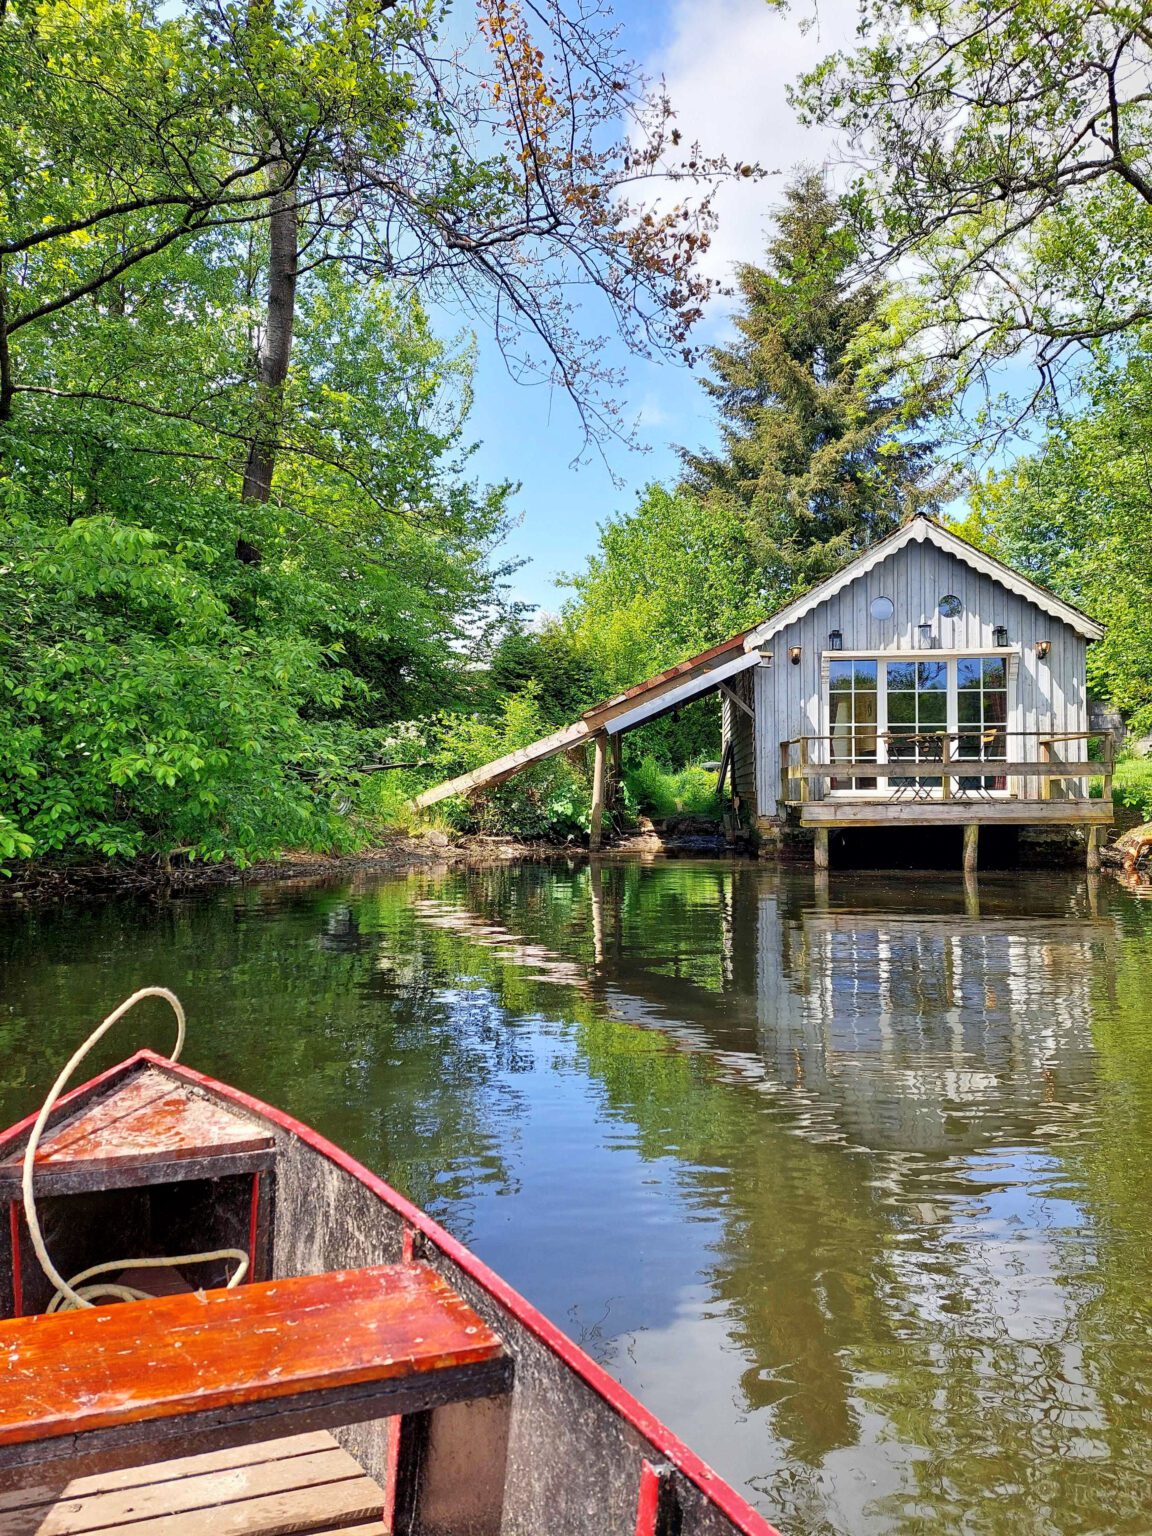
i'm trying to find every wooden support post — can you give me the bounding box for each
[609,733,622,809]
[590,732,608,852]
[1086,824,1101,873]
[814,827,829,870]
[963,821,979,876]
[940,733,952,801]
[779,740,791,805]
[590,859,605,967]
[1038,739,1051,801]
[798,736,810,804]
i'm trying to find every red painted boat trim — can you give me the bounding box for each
[8,1201,21,1319]
[247,1171,261,1277]
[125,1050,783,1536]
[634,1459,662,1536]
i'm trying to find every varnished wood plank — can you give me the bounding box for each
[0,1264,503,1455]
[0,1448,372,1535]
[0,1359,512,1478]
[0,1070,274,1197]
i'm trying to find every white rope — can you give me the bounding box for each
[21,988,249,1312]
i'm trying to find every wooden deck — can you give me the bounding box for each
[0,1431,384,1535]
[795,799,1114,827]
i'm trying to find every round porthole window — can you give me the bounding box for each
[939,594,963,618]
[870,595,894,622]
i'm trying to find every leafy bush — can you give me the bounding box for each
[623,757,723,821]
[1095,757,1152,823]
[430,688,590,839]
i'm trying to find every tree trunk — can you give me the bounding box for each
[239,160,298,548]
[0,264,14,423]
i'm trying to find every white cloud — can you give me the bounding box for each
[648,0,859,293]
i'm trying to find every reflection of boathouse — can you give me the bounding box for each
[750,883,1106,1153]
[421,865,1110,1158]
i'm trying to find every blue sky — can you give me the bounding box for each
[443,0,858,615]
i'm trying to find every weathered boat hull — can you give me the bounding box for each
[0,1049,781,1536]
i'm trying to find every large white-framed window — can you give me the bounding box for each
[822,651,1016,798]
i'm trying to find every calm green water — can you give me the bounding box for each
[3,861,1152,1535]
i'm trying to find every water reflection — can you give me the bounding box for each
[1,863,1151,1534]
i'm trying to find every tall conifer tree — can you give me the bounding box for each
[681,171,947,597]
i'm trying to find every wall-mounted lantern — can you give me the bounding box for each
[789,646,802,666]
[917,623,933,649]
[993,624,1009,648]
[1036,639,1051,659]
[828,629,843,651]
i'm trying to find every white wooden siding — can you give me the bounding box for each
[752,539,1089,816]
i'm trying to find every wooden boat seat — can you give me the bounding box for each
[0,1068,277,1198]
[0,1263,510,1476]
[0,1431,385,1536]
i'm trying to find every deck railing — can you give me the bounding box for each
[778,731,1115,806]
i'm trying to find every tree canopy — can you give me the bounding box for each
[795,0,1152,426]
[681,172,947,595]
[958,343,1152,735]
[0,0,744,867]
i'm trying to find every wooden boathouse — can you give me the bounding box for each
[417,516,1114,868]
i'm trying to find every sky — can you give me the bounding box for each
[446,0,858,616]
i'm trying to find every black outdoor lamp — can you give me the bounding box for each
[917,622,933,649]
[993,624,1009,647]
[789,646,802,665]
[828,629,843,651]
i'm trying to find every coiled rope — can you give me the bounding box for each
[22,987,250,1312]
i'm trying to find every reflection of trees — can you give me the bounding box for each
[435,864,903,1491]
[426,862,1147,1536]
[6,862,1151,1536]
[0,880,527,1231]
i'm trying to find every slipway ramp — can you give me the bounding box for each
[413,633,760,812]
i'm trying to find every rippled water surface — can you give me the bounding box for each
[3,861,1152,1535]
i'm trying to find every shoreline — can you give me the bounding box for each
[0,832,585,906]
[3,820,1145,907]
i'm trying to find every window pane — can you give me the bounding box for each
[917,661,947,691]
[829,661,856,687]
[887,661,916,690]
[982,658,1007,689]
[984,690,1007,724]
[957,658,982,690]
[852,661,877,690]
[855,691,877,725]
[887,692,916,725]
[919,691,947,725]
[957,691,982,725]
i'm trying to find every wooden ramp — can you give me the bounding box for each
[0,1431,384,1535]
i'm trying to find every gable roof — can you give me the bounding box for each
[741,516,1104,647]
